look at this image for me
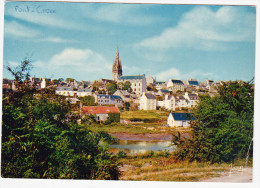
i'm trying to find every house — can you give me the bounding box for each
[81,106,120,122]
[118,75,146,96]
[167,79,185,93]
[167,113,194,128]
[146,75,155,85]
[55,87,76,97]
[77,88,92,97]
[187,79,199,89]
[139,93,156,110]
[113,90,131,102]
[174,95,189,109]
[94,94,123,107]
[155,81,167,90]
[184,92,199,108]
[157,89,170,96]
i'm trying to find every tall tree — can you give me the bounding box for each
[174,80,254,163]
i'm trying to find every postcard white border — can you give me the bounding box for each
[0,1,259,188]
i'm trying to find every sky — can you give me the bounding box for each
[2,1,256,82]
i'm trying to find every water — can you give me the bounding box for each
[109,140,176,154]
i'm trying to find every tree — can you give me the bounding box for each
[106,82,117,95]
[122,81,131,91]
[1,58,119,179]
[79,96,96,106]
[173,80,254,163]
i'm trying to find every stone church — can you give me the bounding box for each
[112,46,123,81]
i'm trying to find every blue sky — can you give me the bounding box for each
[3,2,256,82]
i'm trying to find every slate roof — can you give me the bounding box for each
[82,106,120,114]
[156,81,166,85]
[145,93,156,99]
[160,89,170,93]
[97,94,122,100]
[188,94,199,100]
[188,81,199,86]
[78,88,92,92]
[56,87,73,91]
[170,79,184,85]
[118,75,144,80]
[171,113,195,121]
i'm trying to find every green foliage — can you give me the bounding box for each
[122,81,131,91]
[2,91,119,179]
[106,82,117,95]
[174,80,254,163]
[2,60,119,179]
[66,78,75,82]
[79,96,96,106]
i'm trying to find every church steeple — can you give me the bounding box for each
[112,45,122,81]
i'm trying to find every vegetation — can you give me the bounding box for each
[79,96,96,106]
[118,152,252,181]
[1,59,119,179]
[174,80,254,163]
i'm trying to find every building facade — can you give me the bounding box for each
[118,75,146,96]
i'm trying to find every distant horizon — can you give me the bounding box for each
[3,2,256,83]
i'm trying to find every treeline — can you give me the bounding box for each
[1,59,119,179]
[173,79,254,163]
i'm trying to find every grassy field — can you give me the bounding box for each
[118,153,253,181]
[83,110,192,134]
[121,110,169,122]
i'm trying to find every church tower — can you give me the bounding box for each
[112,46,122,81]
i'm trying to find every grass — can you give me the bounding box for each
[118,152,252,181]
[121,110,169,122]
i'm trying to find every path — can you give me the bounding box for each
[202,167,253,182]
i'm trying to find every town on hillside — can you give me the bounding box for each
[2,46,230,128]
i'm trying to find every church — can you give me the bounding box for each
[112,46,146,95]
[112,46,122,81]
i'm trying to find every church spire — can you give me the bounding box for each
[112,45,123,81]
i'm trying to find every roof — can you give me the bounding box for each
[144,93,156,99]
[156,81,165,85]
[56,87,73,91]
[96,94,122,100]
[188,94,199,100]
[78,88,92,92]
[170,79,184,85]
[171,113,195,121]
[188,81,199,86]
[160,89,170,93]
[82,106,120,114]
[118,75,144,80]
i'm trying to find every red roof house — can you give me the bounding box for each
[82,106,120,122]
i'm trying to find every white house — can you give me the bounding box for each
[184,92,199,108]
[56,87,77,97]
[167,113,194,128]
[94,94,123,107]
[174,95,189,109]
[77,88,92,97]
[113,90,131,102]
[167,79,185,93]
[118,75,146,96]
[139,93,156,110]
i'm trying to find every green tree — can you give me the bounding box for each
[1,58,119,179]
[79,96,96,106]
[122,81,131,91]
[174,80,254,163]
[66,78,75,82]
[106,82,117,95]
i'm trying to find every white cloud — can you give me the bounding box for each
[45,48,110,77]
[155,67,214,81]
[136,6,256,51]
[39,36,77,43]
[4,21,39,38]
